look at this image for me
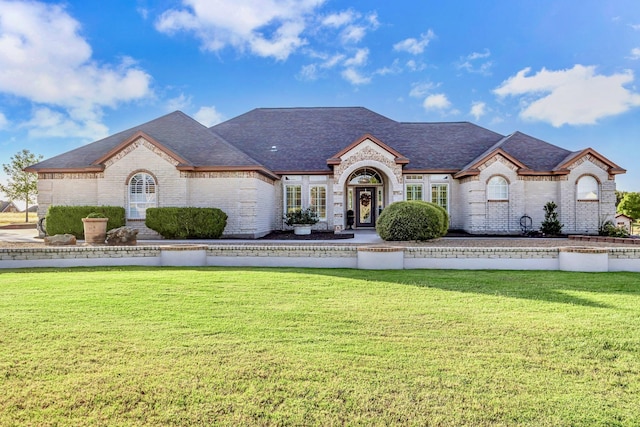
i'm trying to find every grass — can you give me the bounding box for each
[0,212,37,226]
[1,267,639,426]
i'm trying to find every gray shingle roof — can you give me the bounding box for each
[497,131,572,171]
[28,111,262,171]
[210,107,506,172]
[28,106,602,177]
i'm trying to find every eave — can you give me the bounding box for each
[25,166,105,173]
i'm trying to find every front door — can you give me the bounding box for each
[355,187,376,228]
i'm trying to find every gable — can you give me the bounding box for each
[558,148,626,176]
[327,134,409,166]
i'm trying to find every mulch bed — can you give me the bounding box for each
[259,231,354,240]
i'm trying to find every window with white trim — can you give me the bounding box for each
[285,185,302,213]
[487,176,508,200]
[128,172,156,219]
[406,184,423,201]
[576,176,599,200]
[309,185,327,220]
[431,183,449,211]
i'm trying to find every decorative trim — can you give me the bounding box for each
[38,172,104,180]
[181,170,276,185]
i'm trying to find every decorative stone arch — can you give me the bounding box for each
[333,159,403,231]
[125,169,159,186]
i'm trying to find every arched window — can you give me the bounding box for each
[487,176,508,200]
[576,176,599,200]
[128,172,156,219]
[348,168,383,185]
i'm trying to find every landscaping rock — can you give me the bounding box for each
[106,226,138,246]
[44,234,77,246]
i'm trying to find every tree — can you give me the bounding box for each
[0,149,43,222]
[615,190,628,208]
[618,192,640,220]
[540,201,563,236]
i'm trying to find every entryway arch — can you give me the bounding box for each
[346,167,385,228]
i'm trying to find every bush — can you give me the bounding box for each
[599,221,630,238]
[376,201,449,241]
[540,201,563,236]
[45,205,125,238]
[145,207,227,239]
[284,208,319,226]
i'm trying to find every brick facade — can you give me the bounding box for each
[34,137,619,238]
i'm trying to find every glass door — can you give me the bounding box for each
[355,187,376,227]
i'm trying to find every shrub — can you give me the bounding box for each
[376,201,449,241]
[145,207,227,239]
[599,221,630,238]
[45,205,125,238]
[284,208,319,226]
[540,201,563,236]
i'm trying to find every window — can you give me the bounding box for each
[406,184,423,201]
[576,176,599,200]
[310,185,327,220]
[349,168,383,185]
[128,172,156,219]
[285,185,302,213]
[487,176,508,200]
[431,184,449,211]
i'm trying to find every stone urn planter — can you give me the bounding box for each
[284,208,319,236]
[82,215,108,244]
[293,225,312,235]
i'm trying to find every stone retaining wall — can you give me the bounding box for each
[1,244,639,272]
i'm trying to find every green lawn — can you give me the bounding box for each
[1,267,639,426]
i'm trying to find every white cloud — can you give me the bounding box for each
[470,101,486,121]
[341,25,366,44]
[194,106,224,126]
[630,48,640,60]
[393,30,435,55]
[344,48,368,67]
[457,49,492,75]
[322,10,356,27]
[0,111,7,130]
[156,0,325,61]
[631,24,640,30]
[0,0,152,139]
[297,63,318,81]
[22,107,109,139]
[409,82,438,98]
[342,68,370,85]
[423,94,451,110]
[166,93,192,112]
[494,65,640,126]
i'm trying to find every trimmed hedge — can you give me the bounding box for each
[376,201,449,241]
[145,207,227,239]
[45,206,126,238]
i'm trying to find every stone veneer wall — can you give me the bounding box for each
[2,245,640,272]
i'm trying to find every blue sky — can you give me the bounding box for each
[1,0,639,204]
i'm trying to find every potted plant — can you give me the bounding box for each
[284,208,319,235]
[82,212,109,244]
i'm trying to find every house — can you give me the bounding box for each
[25,107,625,238]
[615,213,634,234]
[0,200,19,213]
